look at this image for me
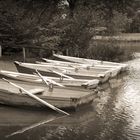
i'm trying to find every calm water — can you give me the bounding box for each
[0,55,140,140]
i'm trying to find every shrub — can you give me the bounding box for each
[87,38,133,62]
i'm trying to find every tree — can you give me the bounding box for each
[0,0,61,50]
[130,11,140,32]
[0,0,135,61]
[57,5,105,57]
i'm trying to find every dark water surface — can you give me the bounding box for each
[1,55,140,140]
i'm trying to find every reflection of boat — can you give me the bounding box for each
[0,106,95,138]
[14,61,111,83]
[0,70,99,88]
[0,106,60,138]
[0,106,58,127]
[5,115,65,138]
[53,54,128,72]
[47,106,96,126]
[0,80,95,110]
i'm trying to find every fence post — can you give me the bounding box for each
[0,45,2,58]
[66,48,69,56]
[23,47,26,62]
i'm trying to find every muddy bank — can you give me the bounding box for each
[0,60,17,71]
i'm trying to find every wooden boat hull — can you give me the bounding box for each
[53,54,128,72]
[38,60,121,78]
[37,60,114,72]
[0,87,95,110]
[14,61,58,77]
[41,58,122,77]
[0,70,99,88]
[42,58,120,70]
[14,61,111,83]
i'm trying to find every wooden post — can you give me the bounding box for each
[66,48,69,56]
[0,45,2,58]
[23,47,26,62]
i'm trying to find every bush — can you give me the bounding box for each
[87,38,133,62]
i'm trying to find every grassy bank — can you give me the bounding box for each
[89,35,137,62]
[0,60,17,71]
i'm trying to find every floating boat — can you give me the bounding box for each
[0,80,96,110]
[42,58,121,70]
[0,70,99,88]
[53,54,128,71]
[39,59,122,77]
[14,61,111,83]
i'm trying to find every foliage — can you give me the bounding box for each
[87,38,133,62]
[0,0,61,49]
[67,0,135,18]
[0,0,137,61]
[0,1,36,48]
[67,0,136,34]
[58,7,105,57]
[130,11,140,33]
[105,11,132,35]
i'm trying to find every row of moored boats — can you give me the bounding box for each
[0,54,128,114]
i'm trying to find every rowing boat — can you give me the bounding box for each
[42,58,121,70]
[0,80,95,110]
[53,54,128,71]
[14,61,111,83]
[0,70,99,88]
[39,59,122,77]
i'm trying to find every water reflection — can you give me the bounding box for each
[1,106,96,140]
[0,107,60,140]
[1,55,140,140]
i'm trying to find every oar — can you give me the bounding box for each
[42,58,55,63]
[35,70,65,87]
[42,58,84,69]
[48,69,74,80]
[33,71,50,87]
[34,72,50,86]
[2,78,69,115]
[33,71,54,92]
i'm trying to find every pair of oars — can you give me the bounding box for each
[34,70,65,88]
[2,70,70,116]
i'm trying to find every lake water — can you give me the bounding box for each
[0,54,140,140]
